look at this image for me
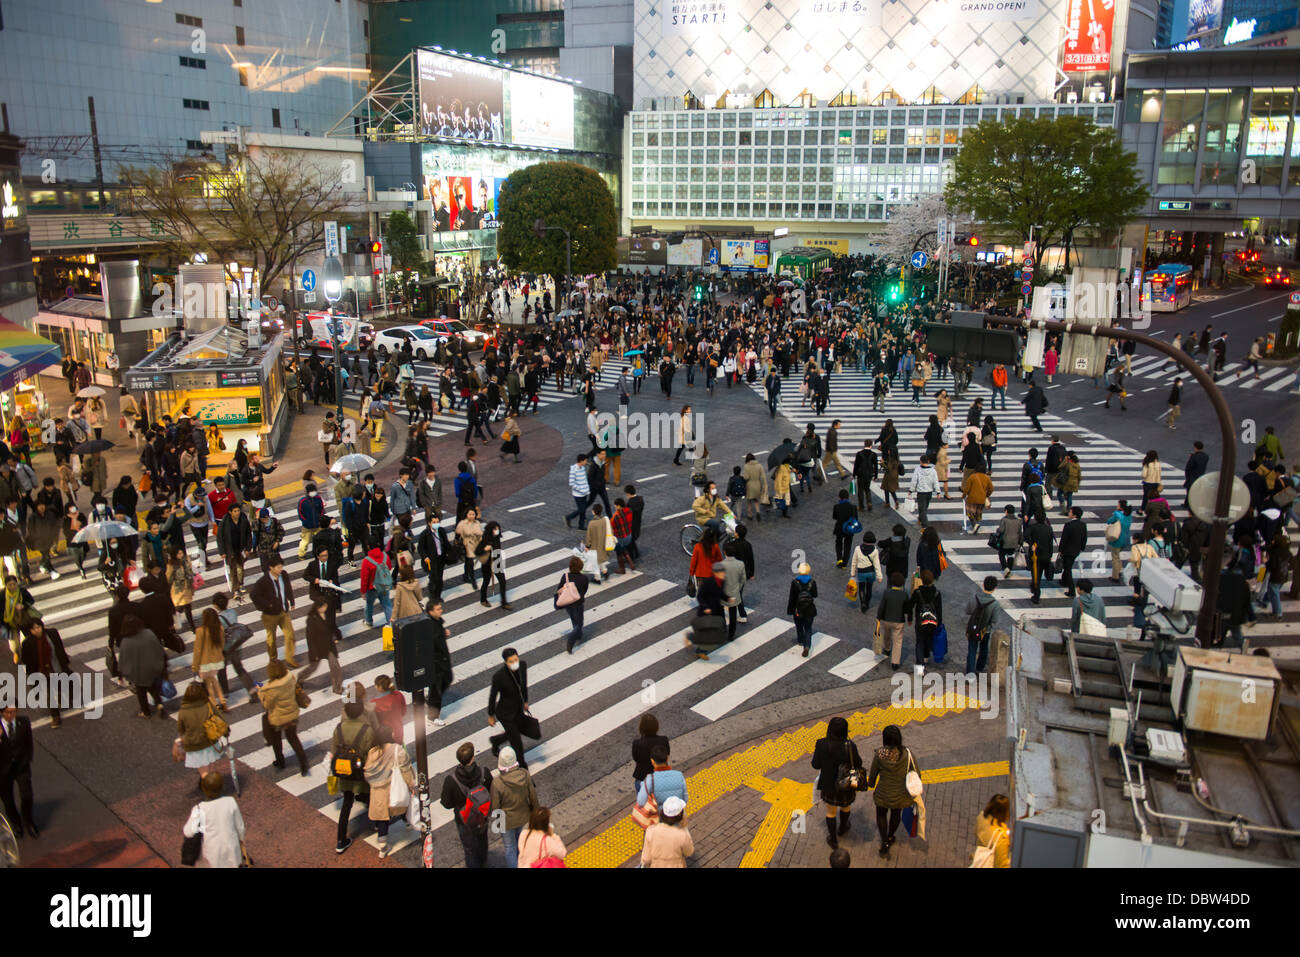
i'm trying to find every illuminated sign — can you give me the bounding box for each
[1064,0,1116,73]
[1158,201,1192,211]
[1223,16,1257,43]
[663,1,733,36]
[1,181,19,223]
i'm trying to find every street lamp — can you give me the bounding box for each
[322,255,345,425]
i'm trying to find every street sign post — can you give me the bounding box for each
[324,221,339,259]
[910,250,929,269]
[301,269,316,292]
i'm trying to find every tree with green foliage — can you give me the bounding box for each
[496,162,617,282]
[944,115,1147,267]
[385,210,425,315]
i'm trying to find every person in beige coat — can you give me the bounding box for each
[516,806,568,868]
[257,658,309,773]
[641,795,693,867]
[740,453,769,522]
[391,564,424,620]
[584,503,611,580]
[191,607,227,709]
[934,443,951,499]
[363,725,416,857]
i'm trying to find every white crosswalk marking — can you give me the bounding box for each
[31,476,881,847]
[828,645,886,682]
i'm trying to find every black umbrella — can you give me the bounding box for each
[74,438,115,454]
[768,440,797,470]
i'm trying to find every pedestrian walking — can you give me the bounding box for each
[362,725,416,858]
[256,658,310,775]
[331,695,377,855]
[973,794,1011,868]
[181,772,247,868]
[640,795,693,868]
[866,724,919,858]
[965,576,999,672]
[786,562,818,658]
[812,715,864,849]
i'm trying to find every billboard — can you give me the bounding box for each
[509,73,575,150]
[627,236,669,265]
[1186,0,1222,35]
[722,239,770,272]
[417,50,504,141]
[667,238,703,266]
[1063,0,1115,73]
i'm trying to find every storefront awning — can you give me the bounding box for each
[0,314,64,393]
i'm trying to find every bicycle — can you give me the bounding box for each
[679,518,737,556]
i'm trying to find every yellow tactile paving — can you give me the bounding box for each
[567,698,987,868]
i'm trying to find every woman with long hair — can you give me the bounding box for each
[167,544,196,632]
[517,805,567,868]
[811,715,864,849]
[1139,449,1162,515]
[192,607,227,709]
[866,723,920,858]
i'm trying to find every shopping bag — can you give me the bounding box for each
[382,625,394,652]
[326,774,340,796]
[388,762,410,809]
[931,624,948,664]
[844,579,858,601]
[901,804,919,838]
[872,620,884,655]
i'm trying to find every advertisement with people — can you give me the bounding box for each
[509,73,575,150]
[416,50,505,141]
[722,239,770,272]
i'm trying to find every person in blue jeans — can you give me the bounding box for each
[786,562,818,658]
[965,575,999,673]
[489,746,538,869]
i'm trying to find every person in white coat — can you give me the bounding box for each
[182,772,247,868]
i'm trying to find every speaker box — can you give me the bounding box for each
[392,615,435,692]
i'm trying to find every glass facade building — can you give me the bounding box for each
[627,102,1117,225]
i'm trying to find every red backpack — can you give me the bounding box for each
[457,777,492,833]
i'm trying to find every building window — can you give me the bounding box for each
[179,56,206,69]
[182,99,210,110]
[175,13,203,27]
[272,107,281,128]
[185,139,206,150]
[1157,90,1203,187]
[234,0,242,5]
[755,89,776,109]
[238,68,249,87]
[236,25,245,45]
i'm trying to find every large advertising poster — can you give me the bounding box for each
[663,0,733,36]
[667,238,703,266]
[722,239,770,272]
[1063,0,1115,73]
[627,236,669,265]
[417,50,504,141]
[509,73,575,150]
[951,0,1041,21]
[1187,0,1223,35]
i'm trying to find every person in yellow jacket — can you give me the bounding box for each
[961,468,995,534]
[691,481,733,535]
[974,793,1011,868]
[773,461,794,518]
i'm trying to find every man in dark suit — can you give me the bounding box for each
[1183,440,1209,506]
[853,439,879,512]
[217,505,253,601]
[1025,513,1055,605]
[1057,506,1089,599]
[250,556,297,666]
[422,600,454,727]
[0,707,37,837]
[19,620,71,728]
[487,647,529,768]
[417,521,452,602]
[303,541,342,630]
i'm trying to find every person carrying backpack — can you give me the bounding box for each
[439,741,495,868]
[330,694,376,855]
[965,576,999,673]
[360,545,394,628]
[786,562,818,658]
[907,569,944,668]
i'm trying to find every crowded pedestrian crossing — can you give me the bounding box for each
[1106,353,1297,392]
[25,492,891,859]
[752,367,1300,645]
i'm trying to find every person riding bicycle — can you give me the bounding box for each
[692,481,733,538]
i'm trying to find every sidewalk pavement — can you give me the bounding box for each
[565,698,1008,869]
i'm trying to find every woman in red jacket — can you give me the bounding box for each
[688,527,723,596]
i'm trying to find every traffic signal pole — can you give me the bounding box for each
[983,314,1236,647]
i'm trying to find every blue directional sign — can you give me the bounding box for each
[910,250,929,269]
[707,247,719,265]
[301,269,316,292]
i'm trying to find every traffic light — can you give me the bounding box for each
[692,282,707,302]
[954,234,979,247]
[370,240,383,255]
[887,282,904,302]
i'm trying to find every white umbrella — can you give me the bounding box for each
[812,298,828,306]
[72,521,137,545]
[330,453,376,475]
[76,385,107,398]
[836,300,853,308]
[851,270,867,278]
[777,280,795,288]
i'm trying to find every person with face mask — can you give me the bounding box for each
[487,647,531,768]
[691,481,733,538]
[366,486,390,552]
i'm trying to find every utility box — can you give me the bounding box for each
[1171,647,1280,740]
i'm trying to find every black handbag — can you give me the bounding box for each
[686,575,697,598]
[518,711,542,740]
[835,740,866,792]
[181,829,203,866]
[987,531,1003,551]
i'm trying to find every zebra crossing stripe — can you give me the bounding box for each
[829,646,886,682]
[693,635,837,721]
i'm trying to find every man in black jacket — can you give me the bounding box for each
[852,439,879,512]
[439,741,493,868]
[1044,436,1067,503]
[417,520,452,602]
[304,541,342,628]
[0,707,37,837]
[1183,441,1209,505]
[422,600,454,727]
[1025,512,1055,605]
[1179,513,1210,583]
[217,505,253,601]
[250,556,297,666]
[831,489,858,568]
[884,524,911,582]
[1057,506,1088,598]
[487,647,529,768]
